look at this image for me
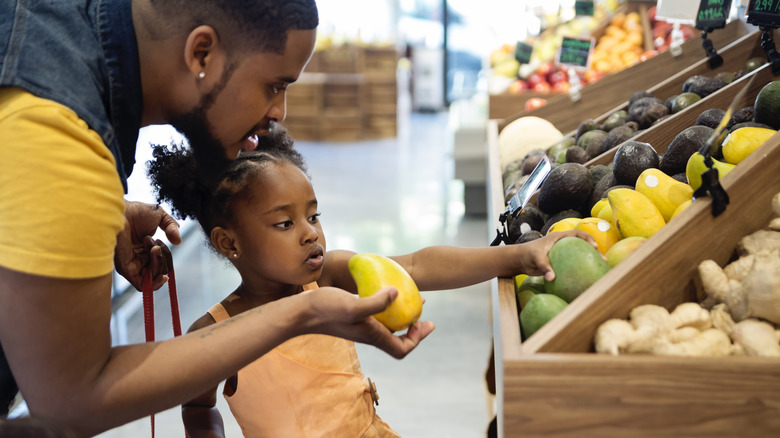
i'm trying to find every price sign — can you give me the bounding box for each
[557,36,593,70]
[514,41,534,64]
[747,0,780,27]
[696,0,732,30]
[575,0,595,17]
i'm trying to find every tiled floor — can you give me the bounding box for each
[97,106,496,437]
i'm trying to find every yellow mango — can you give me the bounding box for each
[671,199,692,220]
[575,217,621,254]
[348,253,422,332]
[546,218,582,234]
[635,168,694,222]
[604,236,647,267]
[608,188,666,239]
[686,153,736,191]
[590,198,610,217]
[721,127,776,164]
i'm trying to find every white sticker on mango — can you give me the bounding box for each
[597,220,611,232]
[644,174,659,188]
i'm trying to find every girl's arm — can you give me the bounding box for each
[323,230,597,292]
[391,230,596,290]
[181,315,226,438]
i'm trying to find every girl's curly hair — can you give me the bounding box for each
[147,124,308,243]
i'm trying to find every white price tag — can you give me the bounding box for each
[656,0,700,24]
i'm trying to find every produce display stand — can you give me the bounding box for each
[487,61,780,437]
[498,18,755,133]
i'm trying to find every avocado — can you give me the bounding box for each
[589,164,611,185]
[588,171,617,209]
[577,129,607,150]
[728,121,775,133]
[682,75,728,98]
[664,94,678,112]
[612,141,660,186]
[565,146,590,164]
[540,209,583,235]
[660,125,714,176]
[670,92,702,114]
[502,158,525,182]
[503,169,525,193]
[744,56,766,73]
[602,110,629,131]
[575,119,600,142]
[695,108,726,129]
[754,81,780,130]
[628,97,668,129]
[514,230,544,244]
[714,71,736,83]
[671,172,688,184]
[628,90,654,108]
[520,149,548,175]
[727,106,754,129]
[651,114,671,126]
[536,163,593,215]
[508,204,545,236]
[601,124,636,152]
[547,138,575,163]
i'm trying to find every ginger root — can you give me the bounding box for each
[594,303,736,357]
[699,247,780,324]
[731,319,780,357]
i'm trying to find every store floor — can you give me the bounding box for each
[98,110,496,437]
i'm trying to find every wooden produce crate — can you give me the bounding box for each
[365,73,398,139]
[363,47,398,76]
[500,18,755,134]
[321,73,366,117]
[486,63,780,437]
[311,45,364,74]
[488,91,564,120]
[320,114,364,142]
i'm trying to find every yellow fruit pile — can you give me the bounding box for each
[591,11,644,74]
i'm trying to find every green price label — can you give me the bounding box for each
[575,0,595,17]
[696,0,731,30]
[557,36,592,69]
[748,0,780,26]
[514,41,534,65]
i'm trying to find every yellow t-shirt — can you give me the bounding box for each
[0,87,125,278]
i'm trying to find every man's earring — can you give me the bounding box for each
[232,253,238,259]
[198,71,206,79]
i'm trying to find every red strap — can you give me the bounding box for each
[142,267,184,438]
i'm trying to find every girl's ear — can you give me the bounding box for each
[211,227,239,259]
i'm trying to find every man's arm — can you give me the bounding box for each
[0,268,433,437]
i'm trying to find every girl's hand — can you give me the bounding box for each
[518,230,600,281]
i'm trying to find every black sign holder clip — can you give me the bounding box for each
[760,27,780,75]
[701,29,723,69]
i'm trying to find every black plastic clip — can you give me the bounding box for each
[693,155,730,217]
[760,27,780,75]
[490,212,509,246]
[701,30,723,69]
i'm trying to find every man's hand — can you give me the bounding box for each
[297,287,435,359]
[115,201,181,290]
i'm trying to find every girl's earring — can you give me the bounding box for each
[198,71,206,79]
[232,253,238,259]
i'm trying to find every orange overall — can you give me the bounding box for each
[207,287,399,437]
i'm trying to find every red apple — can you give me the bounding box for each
[508,80,529,94]
[532,82,551,93]
[524,97,547,111]
[547,70,568,86]
[526,72,545,88]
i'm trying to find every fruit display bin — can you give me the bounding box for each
[500,18,755,134]
[486,66,780,436]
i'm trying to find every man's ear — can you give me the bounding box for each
[211,226,239,259]
[183,25,225,80]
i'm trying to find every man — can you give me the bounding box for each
[0,1,434,436]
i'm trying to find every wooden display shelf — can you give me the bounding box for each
[499,18,756,134]
[499,28,778,154]
[487,62,780,437]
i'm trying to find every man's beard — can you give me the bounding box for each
[167,65,235,186]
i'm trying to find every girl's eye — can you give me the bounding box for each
[274,220,293,229]
[309,212,321,224]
